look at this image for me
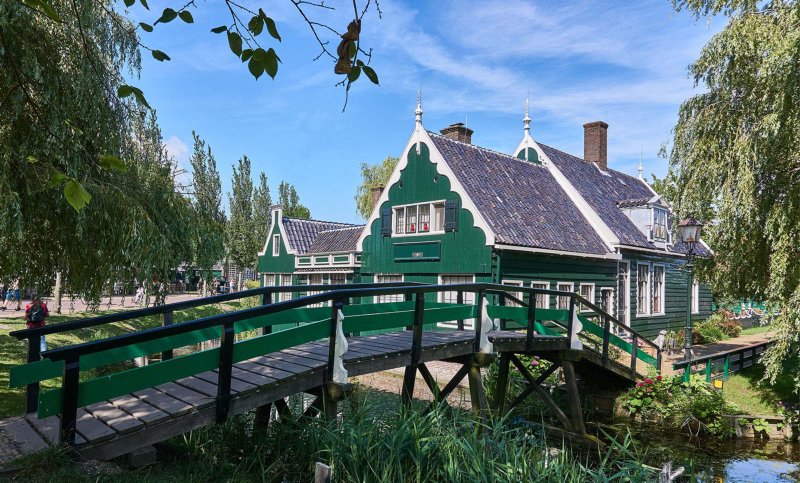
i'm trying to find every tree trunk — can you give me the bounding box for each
[237,272,243,292]
[53,271,63,314]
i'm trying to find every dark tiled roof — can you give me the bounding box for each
[308,226,364,254]
[539,144,656,249]
[616,197,651,208]
[428,133,611,255]
[283,218,357,254]
[671,241,713,257]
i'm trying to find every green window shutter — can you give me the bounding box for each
[444,200,458,232]
[380,207,392,236]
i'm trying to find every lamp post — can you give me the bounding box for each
[679,217,703,362]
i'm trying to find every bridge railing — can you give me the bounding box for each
[8,282,421,414]
[672,340,770,382]
[8,282,660,446]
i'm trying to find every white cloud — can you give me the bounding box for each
[164,135,192,189]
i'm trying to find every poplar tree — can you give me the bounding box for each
[226,156,256,291]
[669,0,800,384]
[190,133,226,296]
[253,173,273,255]
[278,181,311,219]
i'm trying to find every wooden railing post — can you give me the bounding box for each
[161,310,174,361]
[59,355,81,445]
[456,291,465,331]
[473,289,485,353]
[602,316,611,366]
[216,318,235,423]
[402,292,425,408]
[630,335,638,378]
[526,292,536,352]
[498,293,507,331]
[566,296,576,348]
[656,347,663,375]
[25,336,41,414]
[260,290,273,336]
[326,299,344,384]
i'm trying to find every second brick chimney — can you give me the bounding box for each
[370,185,384,209]
[440,123,473,144]
[583,121,608,171]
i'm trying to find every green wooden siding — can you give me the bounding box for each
[497,250,616,309]
[360,142,493,275]
[257,222,295,274]
[624,250,712,337]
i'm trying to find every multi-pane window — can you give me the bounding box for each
[439,275,475,329]
[653,209,668,241]
[263,274,276,287]
[637,264,650,315]
[556,282,573,310]
[501,280,523,307]
[692,280,700,314]
[579,284,595,312]
[394,202,446,234]
[531,282,550,309]
[279,274,292,301]
[272,234,280,256]
[375,274,404,303]
[600,288,614,316]
[652,265,665,314]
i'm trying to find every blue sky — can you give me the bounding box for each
[132,0,722,224]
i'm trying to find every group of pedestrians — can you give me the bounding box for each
[0,277,22,311]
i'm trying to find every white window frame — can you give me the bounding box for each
[272,234,280,256]
[392,200,447,237]
[578,283,595,313]
[374,274,404,303]
[652,208,668,241]
[637,264,650,316]
[556,282,574,310]
[501,280,524,307]
[438,274,476,329]
[279,274,292,301]
[651,264,666,315]
[692,279,700,314]
[600,288,615,316]
[531,281,550,309]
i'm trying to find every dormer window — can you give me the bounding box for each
[653,208,668,241]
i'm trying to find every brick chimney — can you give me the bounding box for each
[583,121,608,170]
[370,185,384,209]
[440,123,473,144]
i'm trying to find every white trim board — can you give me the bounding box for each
[495,244,621,261]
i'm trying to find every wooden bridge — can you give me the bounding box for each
[7,283,662,461]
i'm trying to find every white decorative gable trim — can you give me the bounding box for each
[257,206,297,256]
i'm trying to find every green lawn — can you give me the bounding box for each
[722,357,797,415]
[0,304,235,418]
[740,324,773,336]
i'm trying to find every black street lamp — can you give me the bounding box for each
[679,217,703,362]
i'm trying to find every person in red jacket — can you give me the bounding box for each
[25,296,48,352]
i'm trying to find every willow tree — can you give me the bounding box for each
[355,156,398,219]
[668,0,800,383]
[0,2,195,301]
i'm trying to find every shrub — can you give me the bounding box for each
[694,320,727,343]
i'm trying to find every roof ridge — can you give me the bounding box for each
[318,225,365,233]
[284,217,358,226]
[428,132,545,168]
[537,142,643,181]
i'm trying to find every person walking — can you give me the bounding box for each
[1,277,21,311]
[25,296,49,352]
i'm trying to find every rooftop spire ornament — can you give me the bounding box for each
[415,89,423,125]
[523,95,531,134]
[638,149,644,180]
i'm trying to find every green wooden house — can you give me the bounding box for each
[258,103,712,337]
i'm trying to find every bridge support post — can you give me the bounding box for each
[493,353,511,416]
[401,293,425,409]
[561,361,586,435]
[254,402,272,432]
[467,359,489,421]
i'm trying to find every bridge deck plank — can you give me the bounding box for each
[109,394,170,425]
[155,381,215,409]
[85,401,144,434]
[131,388,193,417]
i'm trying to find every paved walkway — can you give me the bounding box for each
[661,332,773,377]
[0,293,203,320]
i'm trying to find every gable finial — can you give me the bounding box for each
[415,88,423,125]
[523,92,531,135]
[638,148,644,180]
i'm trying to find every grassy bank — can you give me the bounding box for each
[10,390,659,482]
[0,303,238,417]
[722,357,798,416]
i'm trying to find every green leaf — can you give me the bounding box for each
[362,65,379,85]
[151,50,171,62]
[117,84,135,98]
[347,65,361,83]
[227,31,242,57]
[264,48,278,79]
[25,155,38,164]
[98,154,128,172]
[130,87,150,109]
[211,25,227,34]
[64,179,91,212]
[139,0,149,10]
[178,10,193,23]
[263,14,281,41]
[124,0,135,7]
[157,8,177,23]
[248,15,263,36]
[248,57,263,80]
[50,172,68,188]
[139,22,153,32]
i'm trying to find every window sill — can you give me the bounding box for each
[391,231,445,238]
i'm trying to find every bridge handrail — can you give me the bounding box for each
[672,339,771,370]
